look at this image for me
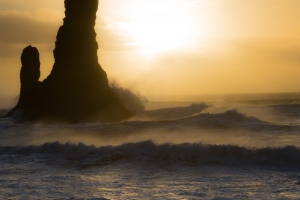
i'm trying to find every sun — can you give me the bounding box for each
[109,0,198,56]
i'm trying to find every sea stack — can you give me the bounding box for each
[4,46,41,120]
[5,0,131,123]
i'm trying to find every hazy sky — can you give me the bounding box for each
[0,0,299,98]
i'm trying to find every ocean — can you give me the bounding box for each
[0,92,300,199]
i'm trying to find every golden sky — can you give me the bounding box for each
[0,0,299,98]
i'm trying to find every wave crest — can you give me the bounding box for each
[1,141,300,167]
[137,103,209,120]
[270,103,300,118]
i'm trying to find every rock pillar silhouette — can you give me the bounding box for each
[5,0,131,123]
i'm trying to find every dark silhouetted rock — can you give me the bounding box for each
[4,0,131,123]
[4,46,41,119]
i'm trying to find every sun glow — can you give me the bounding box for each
[102,0,199,56]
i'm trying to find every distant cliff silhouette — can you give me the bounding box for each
[4,0,131,123]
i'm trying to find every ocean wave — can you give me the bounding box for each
[136,109,261,124]
[137,103,209,120]
[2,102,300,136]
[1,141,300,167]
[1,108,297,135]
[77,109,274,134]
[143,109,296,131]
[136,105,299,130]
[270,103,300,118]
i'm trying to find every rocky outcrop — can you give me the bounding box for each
[4,46,41,119]
[4,0,131,123]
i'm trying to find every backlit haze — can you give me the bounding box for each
[0,0,300,99]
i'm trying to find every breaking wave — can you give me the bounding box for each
[1,107,298,133]
[180,109,263,129]
[1,141,300,167]
[124,109,294,131]
[137,103,209,120]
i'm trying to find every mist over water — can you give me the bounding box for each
[1,92,300,149]
[1,92,300,199]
